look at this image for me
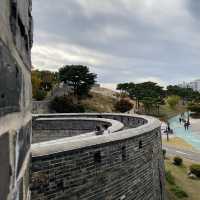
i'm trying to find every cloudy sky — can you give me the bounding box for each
[32,0,200,89]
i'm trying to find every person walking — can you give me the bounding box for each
[186,121,190,130]
[184,122,187,131]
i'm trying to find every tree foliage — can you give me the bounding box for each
[59,65,97,98]
[167,85,200,101]
[187,103,200,113]
[32,70,58,100]
[50,96,85,113]
[116,82,164,114]
[166,95,180,109]
[115,98,133,113]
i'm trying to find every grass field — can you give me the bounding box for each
[81,92,117,113]
[165,157,200,200]
[159,104,187,121]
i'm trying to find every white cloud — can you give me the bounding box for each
[32,0,200,85]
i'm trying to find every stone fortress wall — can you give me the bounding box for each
[0,0,33,200]
[32,117,124,143]
[31,113,165,200]
[0,1,166,200]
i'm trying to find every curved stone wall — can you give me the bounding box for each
[32,117,124,143]
[33,113,148,128]
[31,113,165,200]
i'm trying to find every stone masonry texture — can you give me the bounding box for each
[31,114,165,200]
[0,0,33,199]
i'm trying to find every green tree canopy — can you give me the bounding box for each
[117,82,164,102]
[59,65,97,98]
[166,85,200,101]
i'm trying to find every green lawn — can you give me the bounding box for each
[165,157,200,200]
[158,104,187,121]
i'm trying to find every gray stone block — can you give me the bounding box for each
[0,40,22,116]
[0,133,10,200]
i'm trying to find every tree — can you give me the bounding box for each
[59,65,97,99]
[40,70,58,91]
[117,83,132,95]
[32,70,42,99]
[166,95,180,109]
[115,98,133,113]
[31,69,59,100]
[116,81,165,113]
[166,85,200,102]
[50,95,85,113]
[187,103,200,113]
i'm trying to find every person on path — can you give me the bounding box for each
[179,117,182,124]
[184,122,189,131]
[186,121,190,130]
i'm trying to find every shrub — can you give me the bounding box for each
[173,156,183,166]
[162,149,166,159]
[115,98,133,113]
[187,103,200,113]
[34,89,47,101]
[166,95,180,109]
[165,170,175,185]
[50,96,85,113]
[190,164,200,177]
[171,186,188,198]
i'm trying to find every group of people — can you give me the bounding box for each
[179,113,190,131]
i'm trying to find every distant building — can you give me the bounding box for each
[179,79,200,92]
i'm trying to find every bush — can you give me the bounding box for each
[166,95,180,109]
[115,98,133,113]
[165,170,175,185]
[190,164,200,177]
[50,96,85,113]
[171,186,188,198]
[173,157,183,166]
[187,103,200,113]
[34,89,47,101]
[162,149,166,159]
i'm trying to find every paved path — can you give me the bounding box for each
[163,144,200,163]
[168,114,200,150]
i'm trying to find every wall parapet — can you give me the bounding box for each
[32,117,124,144]
[32,113,160,157]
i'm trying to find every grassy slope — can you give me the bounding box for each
[81,92,117,113]
[165,158,200,200]
[159,104,187,121]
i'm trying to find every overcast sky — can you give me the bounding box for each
[32,0,200,89]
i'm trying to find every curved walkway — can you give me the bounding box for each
[168,114,200,150]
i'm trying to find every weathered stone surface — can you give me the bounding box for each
[16,121,32,176]
[10,0,33,68]
[0,40,22,116]
[0,0,32,200]
[0,133,10,200]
